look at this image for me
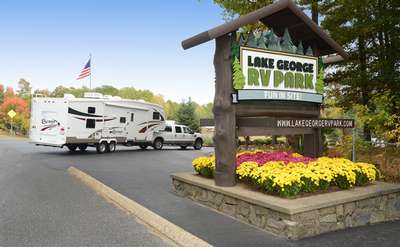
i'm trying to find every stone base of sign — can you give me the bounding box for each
[171,172,400,240]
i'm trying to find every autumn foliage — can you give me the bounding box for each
[0,83,30,134]
[1,96,29,114]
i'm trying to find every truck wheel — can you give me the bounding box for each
[108,141,116,153]
[96,142,107,154]
[78,144,87,152]
[139,145,148,150]
[194,139,203,150]
[153,138,163,150]
[67,144,77,152]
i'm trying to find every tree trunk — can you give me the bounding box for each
[358,34,372,142]
[311,0,318,25]
[213,33,237,187]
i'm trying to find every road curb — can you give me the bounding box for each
[67,166,213,247]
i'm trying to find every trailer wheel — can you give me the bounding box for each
[139,145,148,150]
[96,142,107,154]
[108,141,116,153]
[78,144,87,152]
[67,144,77,152]
[180,145,187,150]
[194,138,203,150]
[153,138,163,150]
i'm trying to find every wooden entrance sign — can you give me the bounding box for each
[182,0,348,187]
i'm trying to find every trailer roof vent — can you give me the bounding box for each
[84,92,103,98]
[63,94,75,99]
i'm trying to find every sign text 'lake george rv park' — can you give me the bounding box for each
[235,47,323,103]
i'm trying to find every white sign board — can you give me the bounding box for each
[239,47,321,96]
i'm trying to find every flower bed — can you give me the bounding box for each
[192,151,380,197]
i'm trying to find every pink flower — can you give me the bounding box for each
[236,151,315,167]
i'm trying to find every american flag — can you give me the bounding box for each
[77,59,91,80]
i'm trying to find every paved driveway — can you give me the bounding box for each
[1,140,400,247]
[0,140,170,247]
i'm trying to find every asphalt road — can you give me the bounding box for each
[1,140,400,247]
[0,140,170,247]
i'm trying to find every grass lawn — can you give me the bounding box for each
[0,129,27,140]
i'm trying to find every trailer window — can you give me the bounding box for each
[130,113,134,122]
[88,107,96,114]
[120,117,126,123]
[86,119,95,128]
[175,126,182,133]
[153,112,160,120]
[164,126,172,132]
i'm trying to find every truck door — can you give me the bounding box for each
[162,125,174,143]
[183,126,194,144]
[174,126,184,143]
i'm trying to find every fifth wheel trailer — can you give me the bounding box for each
[29,92,166,153]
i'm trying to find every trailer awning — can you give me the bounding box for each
[105,103,149,111]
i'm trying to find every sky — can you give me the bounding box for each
[0,0,225,104]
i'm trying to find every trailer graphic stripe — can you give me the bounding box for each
[138,120,163,126]
[40,124,59,131]
[68,107,103,118]
[139,124,159,133]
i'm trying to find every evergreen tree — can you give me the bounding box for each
[320,0,400,141]
[176,98,200,132]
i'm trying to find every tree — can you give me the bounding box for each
[296,0,321,24]
[213,0,273,19]
[94,85,119,96]
[17,78,31,100]
[176,98,200,132]
[0,93,30,134]
[195,103,214,119]
[0,84,4,104]
[320,0,400,141]
[5,87,14,98]
[33,89,50,97]
[212,0,273,31]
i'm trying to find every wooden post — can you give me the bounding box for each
[304,128,322,157]
[213,33,236,187]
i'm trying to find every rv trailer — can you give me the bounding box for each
[29,92,166,153]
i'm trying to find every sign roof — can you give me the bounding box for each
[181,0,348,59]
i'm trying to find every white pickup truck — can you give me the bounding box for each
[146,122,203,150]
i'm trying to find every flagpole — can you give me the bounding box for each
[89,53,92,90]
